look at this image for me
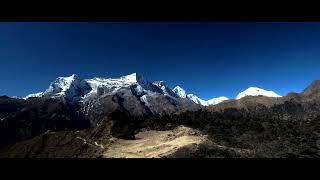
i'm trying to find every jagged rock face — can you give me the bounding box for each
[83,89,151,126]
[153,81,179,97]
[83,88,199,126]
[136,93,199,116]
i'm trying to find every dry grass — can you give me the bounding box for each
[103,126,207,158]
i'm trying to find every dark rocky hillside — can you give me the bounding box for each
[2,104,320,158]
[0,96,90,148]
[139,108,320,158]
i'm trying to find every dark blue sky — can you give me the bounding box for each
[1,22,320,99]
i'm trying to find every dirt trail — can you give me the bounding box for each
[103,126,207,158]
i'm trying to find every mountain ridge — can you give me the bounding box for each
[19,74,320,109]
[22,73,232,107]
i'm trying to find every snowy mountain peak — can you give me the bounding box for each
[236,87,281,99]
[46,74,83,94]
[173,86,187,98]
[187,94,206,105]
[120,73,147,84]
[42,74,92,104]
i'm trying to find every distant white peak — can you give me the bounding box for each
[173,86,187,98]
[24,92,44,100]
[205,96,229,106]
[187,94,206,105]
[120,73,147,84]
[236,87,281,99]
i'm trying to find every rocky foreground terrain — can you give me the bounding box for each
[1,74,320,158]
[0,124,255,158]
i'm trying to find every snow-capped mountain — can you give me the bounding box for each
[28,74,92,104]
[25,74,282,108]
[25,73,152,103]
[24,72,231,109]
[172,86,229,106]
[173,86,187,98]
[24,73,200,126]
[236,87,281,99]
